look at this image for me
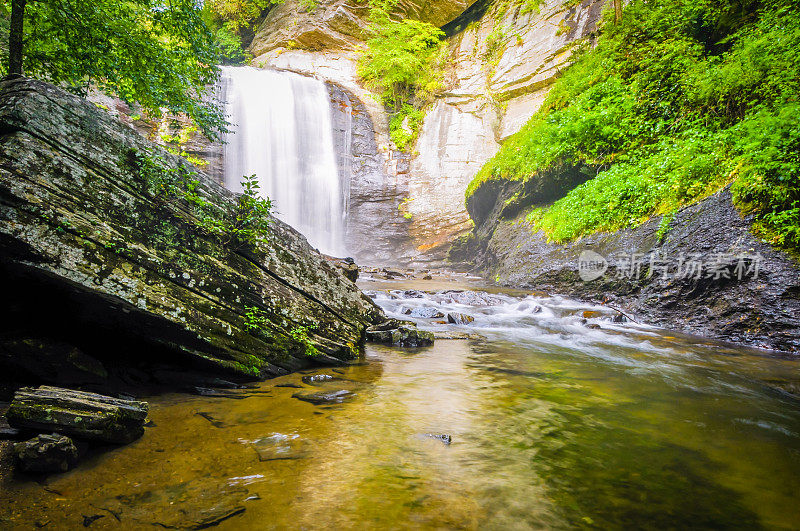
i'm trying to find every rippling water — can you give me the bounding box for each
[2,282,799,529]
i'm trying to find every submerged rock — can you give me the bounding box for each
[14,433,78,473]
[301,374,338,385]
[102,479,249,529]
[6,386,148,444]
[422,433,452,445]
[292,389,355,405]
[248,433,307,461]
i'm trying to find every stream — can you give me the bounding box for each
[1,276,799,529]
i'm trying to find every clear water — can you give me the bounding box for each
[220,66,347,256]
[2,284,799,529]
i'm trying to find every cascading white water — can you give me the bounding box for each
[220,66,347,256]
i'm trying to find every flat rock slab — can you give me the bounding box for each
[6,386,148,444]
[102,479,248,529]
[292,389,356,405]
[247,433,308,461]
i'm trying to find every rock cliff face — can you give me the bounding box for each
[328,83,413,264]
[407,0,605,259]
[459,185,800,353]
[248,0,605,264]
[250,0,469,57]
[0,78,384,393]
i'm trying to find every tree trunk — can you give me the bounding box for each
[9,0,26,75]
[613,0,623,23]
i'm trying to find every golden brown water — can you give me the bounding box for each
[2,285,800,529]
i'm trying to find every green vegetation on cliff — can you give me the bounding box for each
[469,0,800,251]
[358,0,445,151]
[201,0,317,64]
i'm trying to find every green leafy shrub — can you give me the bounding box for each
[214,25,250,65]
[131,150,273,248]
[731,103,800,250]
[290,325,321,357]
[3,0,226,138]
[389,105,426,152]
[357,0,445,151]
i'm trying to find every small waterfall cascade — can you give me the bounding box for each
[220,66,347,256]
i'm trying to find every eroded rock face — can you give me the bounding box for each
[0,78,384,385]
[249,0,468,57]
[328,83,414,264]
[405,0,606,260]
[466,187,800,353]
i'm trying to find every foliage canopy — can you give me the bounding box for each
[0,0,226,138]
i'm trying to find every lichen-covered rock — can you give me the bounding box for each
[366,320,434,347]
[0,78,384,383]
[390,326,434,347]
[6,386,149,444]
[14,433,78,473]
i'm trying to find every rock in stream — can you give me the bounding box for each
[6,386,149,444]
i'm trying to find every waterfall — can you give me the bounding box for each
[220,66,347,257]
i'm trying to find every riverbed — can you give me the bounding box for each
[1,279,799,529]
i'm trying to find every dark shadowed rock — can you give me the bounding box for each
[6,386,148,444]
[327,256,359,282]
[366,320,434,347]
[14,433,78,473]
[390,327,434,347]
[0,413,22,440]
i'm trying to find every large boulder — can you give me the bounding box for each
[6,386,149,444]
[0,77,384,384]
